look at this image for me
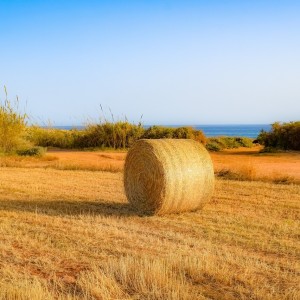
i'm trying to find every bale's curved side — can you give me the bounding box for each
[124,139,215,215]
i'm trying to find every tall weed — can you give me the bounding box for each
[0,87,28,153]
[27,123,207,150]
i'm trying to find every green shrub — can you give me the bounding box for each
[27,123,207,150]
[16,146,46,157]
[143,126,206,144]
[76,121,144,149]
[26,126,84,149]
[205,137,254,151]
[27,121,145,149]
[0,88,28,153]
[259,146,281,153]
[143,126,174,139]
[173,126,206,144]
[206,141,222,151]
[236,137,254,148]
[257,121,300,151]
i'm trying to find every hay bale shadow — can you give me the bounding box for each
[0,199,140,217]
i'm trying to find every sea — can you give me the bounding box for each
[193,124,271,138]
[50,124,271,139]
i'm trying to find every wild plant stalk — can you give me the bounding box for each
[109,107,116,149]
[0,87,28,153]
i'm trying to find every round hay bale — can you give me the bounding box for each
[124,139,215,215]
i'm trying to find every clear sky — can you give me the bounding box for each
[0,0,299,125]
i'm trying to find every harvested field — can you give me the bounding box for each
[2,146,298,183]
[0,166,299,299]
[212,146,300,183]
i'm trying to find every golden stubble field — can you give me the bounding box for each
[0,149,299,299]
[1,146,299,183]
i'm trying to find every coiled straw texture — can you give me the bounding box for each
[124,139,215,215]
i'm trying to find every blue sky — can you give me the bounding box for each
[0,0,299,125]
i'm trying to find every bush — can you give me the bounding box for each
[142,126,174,139]
[77,122,144,149]
[259,147,280,153]
[205,137,254,152]
[26,126,84,149]
[143,126,206,144]
[257,121,300,151]
[235,137,254,148]
[16,146,46,157]
[206,141,222,151]
[27,123,207,150]
[27,122,145,149]
[0,88,28,153]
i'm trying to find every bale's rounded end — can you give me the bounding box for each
[124,140,165,214]
[124,139,215,215]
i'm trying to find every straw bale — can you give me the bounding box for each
[124,139,215,215]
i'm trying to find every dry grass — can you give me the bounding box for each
[211,146,300,184]
[0,166,299,299]
[0,151,125,172]
[215,166,297,184]
[0,147,299,184]
[0,154,58,167]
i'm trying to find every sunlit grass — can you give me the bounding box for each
[0,167,299,299]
